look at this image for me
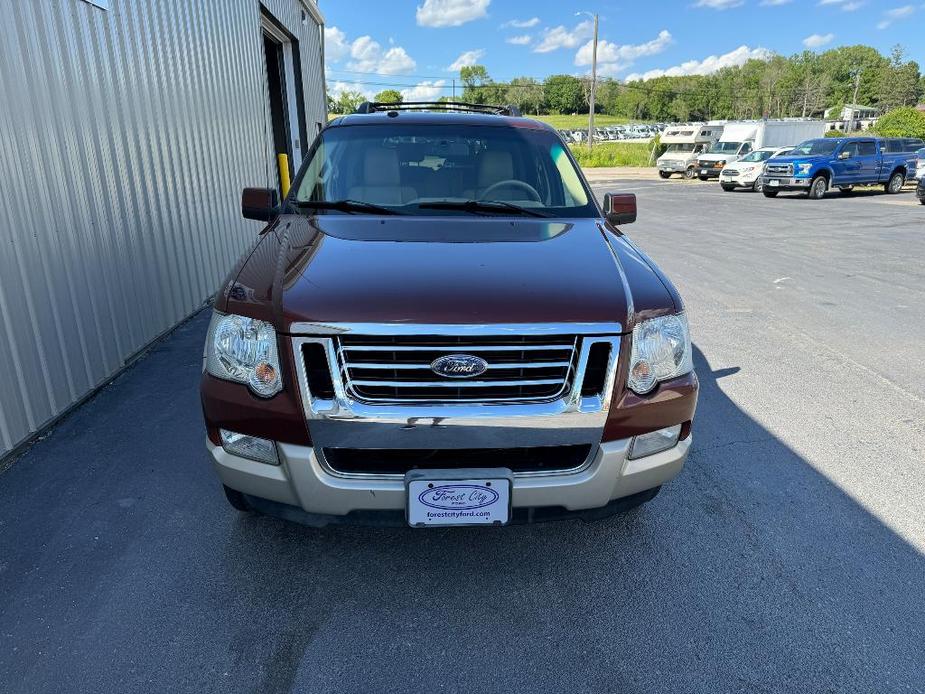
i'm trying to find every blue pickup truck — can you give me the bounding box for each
[761,136,925,199]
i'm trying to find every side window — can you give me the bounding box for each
[858,141,877,156]
[740,143,752,155]
[883,139,900,153]
[841,142,860,158]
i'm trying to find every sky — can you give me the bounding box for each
[321,0,925,100]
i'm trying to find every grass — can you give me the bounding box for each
[569,142,656,168]
[531,114,633,129]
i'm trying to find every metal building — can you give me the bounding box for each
[0,0,327,460]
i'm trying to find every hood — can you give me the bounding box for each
[223,214,679,332]
[767,154,827,165]
[699,153,737,162]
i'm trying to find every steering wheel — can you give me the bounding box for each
[478,179,542,202]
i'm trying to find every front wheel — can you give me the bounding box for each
[658,171,672,179]
[920,197,925,205]
[752,178,763,193]
[807,176,828,200]
[683,166,697,180]
[885,172,905,194]
[763,190,779,198]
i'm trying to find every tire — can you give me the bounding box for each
[885,171,904,194]
[807,175,828,200]
[658,171,672,179]
[920,198,925,205]
[762,190,779,198]
[683,166,696,180]
[752,178,763,193]
[223,484,251,512]
[721,183,736,191]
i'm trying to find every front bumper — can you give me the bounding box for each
[208,435,690,520]
[658,162,692,173]
[697,166,724,179]
[762,176,811,192]
[720,171,759,187]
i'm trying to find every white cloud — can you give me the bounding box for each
[329,80,374,100]
[401,80,448,101]
[803,32,835,48]
[876,4,916,28]
[348,36,416,75]
[505,34,532,45]
[625,45,773,81]
[447,49,486,71]
[533,20,593,53]
[695,0,744,8]
[416,0,490,27]
[819,0,865,9]
[324,26,350,62]
[760,0,793,5]
[575,30,672,66]
[502,17,540,28]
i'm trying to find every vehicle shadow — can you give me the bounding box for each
[2,315,924,694]
[214,344,925,693]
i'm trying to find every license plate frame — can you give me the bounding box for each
[405,468,513,528]
[769,179,780,187]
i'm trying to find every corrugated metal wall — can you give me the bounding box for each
[0,0,326,458]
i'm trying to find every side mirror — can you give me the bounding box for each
[838,151,851,160]
[603,192,636,226]
[241,187,280,221]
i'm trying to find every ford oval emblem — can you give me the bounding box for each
[431,354,488,379]
[418,484,500,511]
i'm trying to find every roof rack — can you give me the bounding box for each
[354,101,522,117]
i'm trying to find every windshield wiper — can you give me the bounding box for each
[417,200,550,218]
[290,199,398,215]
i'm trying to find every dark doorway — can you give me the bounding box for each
[263,32,291,192]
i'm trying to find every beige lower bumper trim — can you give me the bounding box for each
[208,437,691,517]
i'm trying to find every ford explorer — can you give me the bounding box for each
[200,102,698,528]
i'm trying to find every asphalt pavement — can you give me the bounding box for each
[1,179,924,693]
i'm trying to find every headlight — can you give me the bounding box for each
[206,312,282,397]
[797,163,813,175]
[627,313,693,395]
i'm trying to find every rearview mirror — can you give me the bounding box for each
[241,187,280,222]
[603,192,636,226]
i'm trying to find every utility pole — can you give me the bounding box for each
[588,13,599,149]
[849,68,861,132]
[452,79,456,100]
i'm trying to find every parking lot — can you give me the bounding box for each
[2,180,924,693]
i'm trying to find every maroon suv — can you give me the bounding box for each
[200,103,698,527]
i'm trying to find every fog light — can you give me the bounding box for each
[220,429,279,465]
[628,424,682,460]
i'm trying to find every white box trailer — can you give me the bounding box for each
[696,119,826,179]
[657,123,724,179]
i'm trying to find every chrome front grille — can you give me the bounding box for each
[766,163,793,176]
[334,334,579,403]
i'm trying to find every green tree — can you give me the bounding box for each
[505,76,544,114]
[460,65,501,104]
[333,90,365,114]
[374,89,403,104]
[543,75,584,114]
[872,106,925,138]
[878,46,922,111]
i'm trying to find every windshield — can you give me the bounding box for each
[917,148,925,158]
[665,143,695,153]
[293,123,595,217]
[707,141,742,154]
[790,139,839,156]
[739,150,776,163]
